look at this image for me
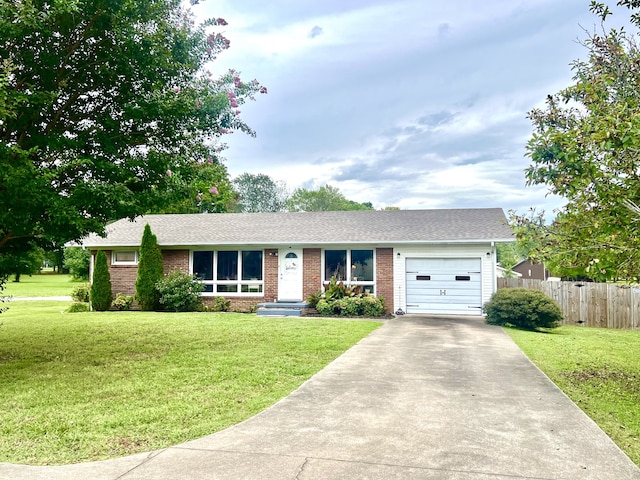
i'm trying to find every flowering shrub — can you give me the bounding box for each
[112,293,134,311]
[209,296,230,312]
[71,283,90,303]
[156,271,204,312]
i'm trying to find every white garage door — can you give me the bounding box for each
[406,258,482,315]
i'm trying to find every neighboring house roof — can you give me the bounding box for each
[81,208,514,248]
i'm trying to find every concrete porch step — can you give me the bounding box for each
[257,301,310,317]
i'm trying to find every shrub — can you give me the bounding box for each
[90,250,113,311]
[361,295,385,317]
[315,299,333,315]
[135,224,164,311]
[314,295,385,317]
[306,290,323,308]
[71,283,90,303]
[112,293,134,311]
[63,246,90,280]
[209,296,231,312]
[484,288,563,330]
[156,270,204,312]
[66,302,90,313]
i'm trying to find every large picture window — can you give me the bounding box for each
[192,250,263,295]
[324,249,375,294]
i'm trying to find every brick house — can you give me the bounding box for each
[81,208,514,315]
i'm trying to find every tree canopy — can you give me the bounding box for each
[520,0,640,280]
[232,172,289,213]
[0,0,265,267]
[287,184,374,212]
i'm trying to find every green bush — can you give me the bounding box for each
[66,302,90,313]
[315,295,385,317]
[135,224,164,311]
[112,293,134,311]
[315,299,333,315]
[156,270,204,312]
[90,250,113,311]
[71,283,90,303]
[484,288,563,331]
[306,290,323,308]
[63,247,90,280]
[209,296,231,312]
[361,295,385,317]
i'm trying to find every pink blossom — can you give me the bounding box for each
[209,186,219,195]
[206,47,212,55]
[259,86,268,94]
[227,91,236,99]
[196,193,202,202]
[166,169,173,177]
[216,18,228,26]
[207,34,215,46]
[229,99,238,108]
[220,128,230,134]
[234,109,241,115]
[233,76,242,87]
[173,86,180,94]
[207,157,214,164]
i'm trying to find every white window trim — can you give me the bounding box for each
[111,250,139,265]
[322,248,376,294]
[190,249,265,297]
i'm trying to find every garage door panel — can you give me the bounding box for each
[405,258,482,315]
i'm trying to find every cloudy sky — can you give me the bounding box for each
[193,0,629,214]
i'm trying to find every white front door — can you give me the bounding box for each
[278,249,303,301]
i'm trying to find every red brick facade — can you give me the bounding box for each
[375,248,394,312]
[96,246,394,313]
[302,248,322,299]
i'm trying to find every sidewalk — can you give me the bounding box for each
[1,315,639,479]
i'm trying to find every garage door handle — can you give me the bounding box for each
[406,304,419,307]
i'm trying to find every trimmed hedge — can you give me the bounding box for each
[484,288,563,331]
[90,250,112,311]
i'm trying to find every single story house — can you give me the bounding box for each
[81,208,514,315]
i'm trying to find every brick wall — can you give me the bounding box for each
[376,248,394,313]
[264,249,278,302]
[303,248,321,300]
[163,250,189,274]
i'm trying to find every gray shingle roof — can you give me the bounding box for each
[81,208,514,247]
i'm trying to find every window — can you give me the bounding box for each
[112,250,138,265]
[192,250,263,295]
[324,249,375,294]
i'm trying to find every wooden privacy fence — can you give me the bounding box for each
[497,278,640,330]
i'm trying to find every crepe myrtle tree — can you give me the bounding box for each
[0,0,266,305]
[522,0,640,280]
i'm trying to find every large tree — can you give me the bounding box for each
[522,0,640,281]
[0,0,265,271]
[287,184,374,212]
[232,172,289,213]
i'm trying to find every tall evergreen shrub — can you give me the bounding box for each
[135,224,164,311]
[90,250,113,311]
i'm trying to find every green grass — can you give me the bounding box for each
[506,326,640,466]
[3,273,80,297]
[0,301,381,465]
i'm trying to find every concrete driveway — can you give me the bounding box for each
[2,315,639,479]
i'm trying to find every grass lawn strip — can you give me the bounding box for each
[506,326,640,467]
[0,301,381,465]
[3,273,80,297]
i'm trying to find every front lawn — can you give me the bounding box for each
[506,326,640,466]
[0,301,381,465]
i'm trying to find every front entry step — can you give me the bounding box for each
[257,301,310,317]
